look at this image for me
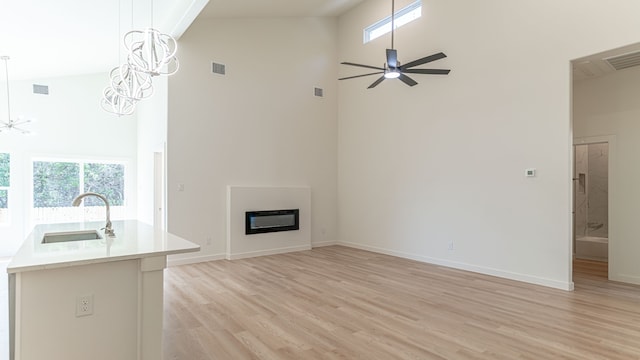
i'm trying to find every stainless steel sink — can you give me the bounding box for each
[41,230,103,244]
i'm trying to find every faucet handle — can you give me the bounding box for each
[101,227,116,237]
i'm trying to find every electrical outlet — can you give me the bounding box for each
[76,294,94,317]
[447,241,454,251]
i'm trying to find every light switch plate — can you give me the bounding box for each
[525,168,536,177]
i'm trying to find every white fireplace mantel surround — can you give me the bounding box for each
[226,186,311,260]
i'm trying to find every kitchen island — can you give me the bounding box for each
[7,220,199,360]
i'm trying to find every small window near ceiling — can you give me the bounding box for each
[364,0,422,44]
[0,153,9,224]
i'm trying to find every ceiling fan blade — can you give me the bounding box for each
[368,76,386,89]
[400,52,447,70]
[403,69,451,75]
[398,73,418,87]
[339,72,384,80]
[386,49,398,68]
[341,62,385,71]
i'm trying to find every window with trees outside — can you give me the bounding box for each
[32,159,127,224]
[0,153,9,224]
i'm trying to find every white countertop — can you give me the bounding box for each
[7,220,200,273]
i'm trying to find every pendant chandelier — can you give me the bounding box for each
[101,0,178,116]
[125,28,179,76]
[0,56,33,134]
[101,84,138,116]
[109,63,154,101]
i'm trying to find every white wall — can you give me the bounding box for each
[574,67,640,284]
[167,17,339,261]
[136,76,168,225]
[0,73,138,256]
[337,0,640,289]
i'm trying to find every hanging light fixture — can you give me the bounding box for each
[101,86,137,116]
[109,63,153,101]
[0,56,33,134]
[124,28,179,76]
[101,0,151,116]
[101,64,152,116]
[101,0,178,116]
[124,0,179,77]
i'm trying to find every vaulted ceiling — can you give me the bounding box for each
[0,0,364,81]
[199,0,364,18]
[3,0,637,82]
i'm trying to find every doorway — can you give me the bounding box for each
[573,137,611,280]
[571,42,640,286]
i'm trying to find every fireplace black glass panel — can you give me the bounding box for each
[245,209,300,235]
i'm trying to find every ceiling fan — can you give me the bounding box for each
[339,0,450,89]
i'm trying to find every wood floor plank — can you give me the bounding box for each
[163,246,640,359]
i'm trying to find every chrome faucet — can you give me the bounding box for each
[72,192,115,237]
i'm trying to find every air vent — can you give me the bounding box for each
[604,51,640,71]
[33,84,49,95]
[314,87,323,97]
[212,62,226,75]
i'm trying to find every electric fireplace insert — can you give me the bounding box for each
[245,209,300,235]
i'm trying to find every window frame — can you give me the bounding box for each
[363,0,422,44]
[28,155,131,226]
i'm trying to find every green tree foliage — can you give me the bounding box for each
[0,153,9,187]
[32,161,125,208]
[83,163,125,206]
[0,153,8,209]
[0,190,7,209]
[33,161,80,207]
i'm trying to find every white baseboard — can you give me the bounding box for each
[167,253,226,267]
[610,273,640,285]
[312,240,338,248]
[227,245,312,260]
[338,241,574,291]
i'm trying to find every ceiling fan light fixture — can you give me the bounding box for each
[384,69,401,79]
[338,0,450,89]
[1,56,34,135]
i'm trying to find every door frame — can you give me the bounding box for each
[153,151,166,231]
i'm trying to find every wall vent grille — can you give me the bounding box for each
[33,84,49,95]
[212,62,226,75]
[314,87,323,97]
[604,51,640,71]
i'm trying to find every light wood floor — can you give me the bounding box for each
[163,247,640,359]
